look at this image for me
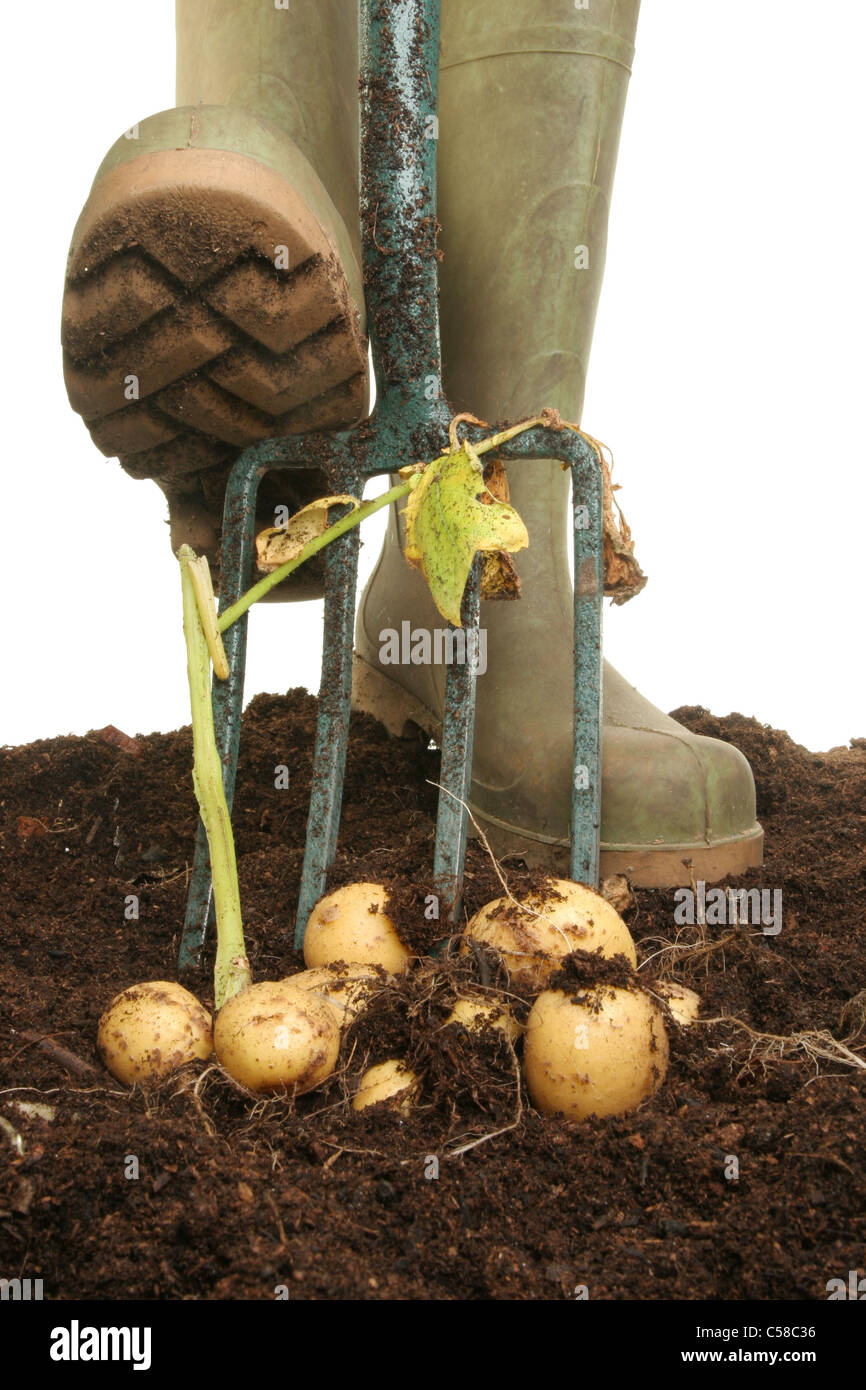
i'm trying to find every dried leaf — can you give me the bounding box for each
[481,457,510,504]
[539,410,647,603]
[478,460,521,599]
[480,550,522,601]
[601,465,646,605]
[256,495,361,572]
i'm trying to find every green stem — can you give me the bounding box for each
[472,416,545,456]
[179,546,251,1010]
[218,476,419,634]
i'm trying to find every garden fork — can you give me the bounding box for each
[178,0,604,972]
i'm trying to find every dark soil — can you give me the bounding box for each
[1,694,864,1300]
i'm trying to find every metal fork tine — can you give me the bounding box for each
[569,439,605,887]
[432,556,482,929]
[294,498,363,947]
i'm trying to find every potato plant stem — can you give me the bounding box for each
[179,545,251,1010]
[217,476,420,633]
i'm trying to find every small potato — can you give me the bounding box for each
[524,986,669,1120]
[653,980,700,1026]
[97,980,212,1085]
[286,964,384,1026]
[304,882,410,974]
[463,877,637,993]
[352,1059,420,1115]
[445,996,523,1041]
[214,979,340,1094]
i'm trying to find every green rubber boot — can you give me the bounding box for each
[353,0,763,885]
[62,2,367,591]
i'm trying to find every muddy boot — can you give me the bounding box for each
[353,0,762,886]
[62,0,365,592]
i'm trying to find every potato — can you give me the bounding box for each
[97,980,212,1085]
[653,980,700,1026]
[214,979,340,1094]
[463,877,637,992]
[524,986,669,1120]
[286,964,383,1026]
[445,996,522,1041]
[304,882,410,974]
[352,1059,420,1115]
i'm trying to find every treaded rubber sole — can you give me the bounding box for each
[351,654,765,888]
[62,146,368,582]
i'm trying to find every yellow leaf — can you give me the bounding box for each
[403,447,528,626]
[256,495,360,572]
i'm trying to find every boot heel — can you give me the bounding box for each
[351,654,441,742]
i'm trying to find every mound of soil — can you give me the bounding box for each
[1,694,864,1300]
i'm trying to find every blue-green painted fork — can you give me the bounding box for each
[178,0,604,970]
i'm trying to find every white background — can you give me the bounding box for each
[2,1,863,751]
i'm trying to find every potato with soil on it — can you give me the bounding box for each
[214,979,340,1094]
[445,995,523,1041]
[97,981,213,1085]
[524,985,668,1120]
[653,980,701,1026]
[462,877,637,993]
[304,882,411,974]
[285,963,385,1027]
[352,1059,420,1115]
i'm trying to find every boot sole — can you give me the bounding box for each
[63,147,368,574]
[351,654,764,888]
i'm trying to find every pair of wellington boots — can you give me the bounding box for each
[62,0,763,886]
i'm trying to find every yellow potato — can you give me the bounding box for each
[654,980,701,1026]
[445,996,523,1041]
[97,980,212,1085]
[524,986,669,1120]
[304,882,410,974]
[286,964,383,1026]
[214,979,340,1094]
[352,1059,420,1115]
[463,877,637,993]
